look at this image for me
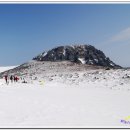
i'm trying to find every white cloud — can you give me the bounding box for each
[109,27,130,43]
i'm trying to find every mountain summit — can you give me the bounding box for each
[33,44,121,68]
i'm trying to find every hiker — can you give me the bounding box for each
[16,76,19,82]
[4,75,8,84]
[10,75,13,83]
[14,76,19,82]
[14,76,16,82]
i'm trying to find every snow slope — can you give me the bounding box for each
[0,66,17,73]
[0,63,130,128]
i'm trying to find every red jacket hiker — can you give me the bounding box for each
[14,76,19,82]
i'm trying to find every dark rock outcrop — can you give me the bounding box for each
[33,44,121,68]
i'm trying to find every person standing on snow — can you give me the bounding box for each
[10,75,13,83]
[4,75,8,84]
[14,76,19,82]
[14,76,16,82]
[15,76,19,82]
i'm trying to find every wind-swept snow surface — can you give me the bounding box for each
[0,66,16,73]
[0,64,130,128]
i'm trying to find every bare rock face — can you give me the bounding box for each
[33,44,121,68]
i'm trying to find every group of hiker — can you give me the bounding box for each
[4,75,19,84]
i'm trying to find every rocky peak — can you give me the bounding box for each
[33,44,121,68]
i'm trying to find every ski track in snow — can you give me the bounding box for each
[0,61,130,128]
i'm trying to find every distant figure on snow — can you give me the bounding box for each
[14,76,19,82]
[10,75,13,83]
[14,76,16,82]
[4,75,8,84]
[16,76,19,82]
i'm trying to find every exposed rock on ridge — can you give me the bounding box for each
[33,44,121,68]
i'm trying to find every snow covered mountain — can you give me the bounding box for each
[33,44,121,68]
[0,45,129,127]
[0,59,130,127]
[0,63,130,127]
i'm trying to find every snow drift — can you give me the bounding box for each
[0,62,130,128]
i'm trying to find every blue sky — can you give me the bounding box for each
[0,4,130,67]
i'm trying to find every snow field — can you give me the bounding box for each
[0,65,130,127]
